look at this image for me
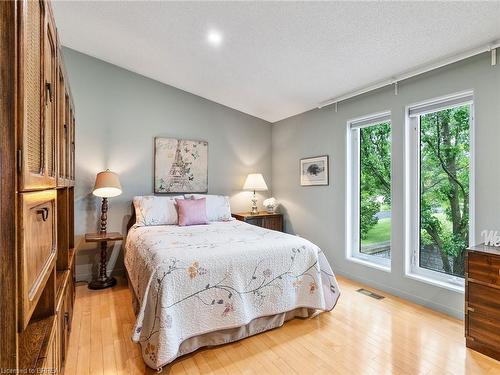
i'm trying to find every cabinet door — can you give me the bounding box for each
[64,93,71,182]
[262,216,283,232]
[18,0,56,191]
[71,253,76,304]
[43,8,57,185]
[41,318,59,372]
[245,217,263,227]
[56,67,66,186]
[56,296,66,369]
[68,105,76,185]
[63,278,73,360]
[19,190,57,330]
[19,0,45,190]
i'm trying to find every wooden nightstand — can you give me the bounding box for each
[232,212,284,232]
[85,232,123,290]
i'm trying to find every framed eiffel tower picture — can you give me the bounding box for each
[154,137,208,193]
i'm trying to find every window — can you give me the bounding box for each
[406,92,473,290]
[347,112,391,270]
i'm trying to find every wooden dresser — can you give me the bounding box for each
[232,212,284,232]
[465,245,500,361]
[0,0,77,372]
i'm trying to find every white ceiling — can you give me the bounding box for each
[52,1,500,123]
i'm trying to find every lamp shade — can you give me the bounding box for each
[93,170,122,198]
[243,173,268,191]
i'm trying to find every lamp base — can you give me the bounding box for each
[250,190,258,214]
[88,276,116,290]
[100,197,108,233]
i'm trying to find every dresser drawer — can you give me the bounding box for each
[467,309,500,349]
[468,282,500,313]
[468,252,500,286]
[19,190,57,330]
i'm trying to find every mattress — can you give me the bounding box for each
[125,220,340,369]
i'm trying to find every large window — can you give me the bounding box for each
[347,112,391,270]
[406,92,473,289]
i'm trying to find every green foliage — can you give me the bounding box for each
[360,193,380,239]
[358,107,470,277]
[359,122,391,239]
[419,105,470,277]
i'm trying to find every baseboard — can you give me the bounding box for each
[334,269,464,320]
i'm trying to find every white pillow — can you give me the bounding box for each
[184,194,232,222]
[133,195,183,226]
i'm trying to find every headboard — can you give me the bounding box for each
[126,203,136,233]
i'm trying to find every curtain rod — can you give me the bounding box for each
[317,41,500,109]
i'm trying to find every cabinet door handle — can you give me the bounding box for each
[36,207,49,221]
[45,82,53,103]
[64,312,69,327]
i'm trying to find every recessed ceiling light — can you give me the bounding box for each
[207,30,223,47]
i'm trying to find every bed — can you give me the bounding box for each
[125,212,340,370]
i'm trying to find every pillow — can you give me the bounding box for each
[176,198,208,226]
[133,195,183,226]
[184,194,232,222]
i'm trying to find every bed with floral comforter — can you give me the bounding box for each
[125,220,340,369]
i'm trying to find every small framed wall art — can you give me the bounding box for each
[300,155,329,186]
[154,137,208,193]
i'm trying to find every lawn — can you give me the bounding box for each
[361,212,449,246]
[362,217,391,245]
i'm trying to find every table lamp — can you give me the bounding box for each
[93,169,122,233]
[243,173,268,215]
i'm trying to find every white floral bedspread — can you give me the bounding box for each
[125,220,340,369]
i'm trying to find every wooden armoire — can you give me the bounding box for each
[0,0,76,372]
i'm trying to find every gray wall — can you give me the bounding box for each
[63,48,272,282]
[272,52,500,318]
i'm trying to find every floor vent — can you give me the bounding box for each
[356,288,385,300]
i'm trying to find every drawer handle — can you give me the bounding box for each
[467,306,475,312]
[64,312,69,327]
[36,207,49,221]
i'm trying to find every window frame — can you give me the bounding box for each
[346,111,392,272]
[404,91,475,293]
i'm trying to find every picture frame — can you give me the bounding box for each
[300,155,329,186]
[154,137,208,194]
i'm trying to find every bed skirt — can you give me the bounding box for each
[126,275,317,369]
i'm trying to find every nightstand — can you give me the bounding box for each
[232,212,284,232]
[85,232,123,290]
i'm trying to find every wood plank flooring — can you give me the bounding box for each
[64,275,500,375]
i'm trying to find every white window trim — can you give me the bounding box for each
[346,111,392,271]
[404,91,475,293]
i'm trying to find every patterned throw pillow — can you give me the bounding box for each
[184,194,232,222]
[133,195,184,226]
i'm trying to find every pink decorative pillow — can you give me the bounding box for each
[175,198,208,226]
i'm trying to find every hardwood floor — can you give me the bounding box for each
[65,275,500,375]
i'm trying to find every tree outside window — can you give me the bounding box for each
[359,122,391,258]
[419,105,470,278]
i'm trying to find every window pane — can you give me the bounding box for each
[359,122,391,258]
[419,105,470,278]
